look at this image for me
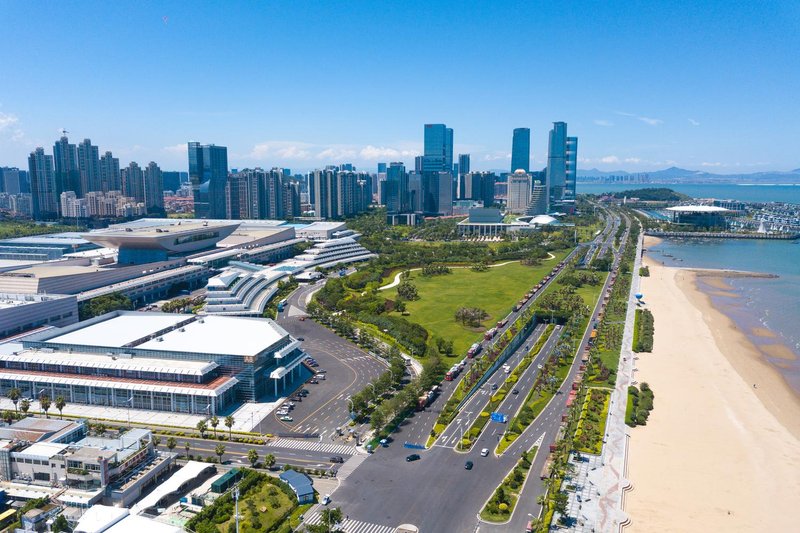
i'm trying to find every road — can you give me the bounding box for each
[324,212,626,532]
[259,280,388,440]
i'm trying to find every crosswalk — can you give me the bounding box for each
[304,511,395,533]
[335,453,367,481]
[268,438,358,456]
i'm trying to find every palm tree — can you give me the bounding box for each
[7,388,20,413]
[55,396,66,419]
[19,399,30,416]
[152,435,161,447]
[264,453,276,469]
[210,415,219,437]
[224,415,234,440]
[39,395,51,418]
[196,420,207,438]
[166,437,177,453]
[214,444,225,464]
[247,448,258,467]
[184,442,191,457]
[321,508,343,532]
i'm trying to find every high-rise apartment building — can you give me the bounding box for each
[122,162,144,202]
[77,138,101,195]
[28,147,58,219]
[507,169,532,214]
[511,128,531,173]
[53,136,80,197]
[143,162,164,214]
[188,142,228,219]
[99,151,121,192]
[282,181,301,219]
[0,167,24,195]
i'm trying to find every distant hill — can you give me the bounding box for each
[578,166,800,183]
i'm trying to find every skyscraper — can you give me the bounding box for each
[377,162,387,174]
[28,147,58,219]
[77,138,101,195]
[385,162,408,214]
[100,151,121,192]
[423,124,453,172]
[457,154,470,199]
[188,142,228,219]
[546,122,568,204]
[422,171,453,216]
[0,167,24,195]
[511,128,531,173]
[565,136,578,200]
[53,135,80,197]
[143,162,164,214]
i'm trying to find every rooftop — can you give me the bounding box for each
[138,315,288,356]
[46,314,190,348]
[1,350,217,376]
[17,442,69,459]
[666,205,730,213]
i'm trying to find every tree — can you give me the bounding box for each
[196,420,207,438]
[394,300,406,314]
[263,453,276,469]
[55,395,66,419]
[39,394,51,418]
[152,435,161,448]
[321,507,344,532]
[20,398,30,415]
[7,387,20,413]
[214,444,225,464]
[184,442,191,457]
[247,448,259,467]
[553,491,569,515]
[224,415,235,440]
[52,514,71,533]
[396,281,419,301]
[166,437,177,453]
[2,410,12,424]
[210,415,219,436]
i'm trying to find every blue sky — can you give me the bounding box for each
[1,1,799,173]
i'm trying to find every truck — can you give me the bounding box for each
[496,318,508,329]
[417,385,441,410]
[445,370,455,381]
[484,327,497,341]
[467,343,482,358]
[540,454,554,479]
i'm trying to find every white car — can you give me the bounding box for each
[480,448,489,457]
[321,494,331,505]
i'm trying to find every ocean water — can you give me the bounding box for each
[644,237,800,393]
[578,182,800,204]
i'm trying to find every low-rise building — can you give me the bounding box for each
[0,292,78,340]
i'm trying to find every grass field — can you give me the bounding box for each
[395,251,570,356]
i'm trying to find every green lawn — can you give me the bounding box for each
[395,251,570,356]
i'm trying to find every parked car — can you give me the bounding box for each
[406,454,421,462]
[316,374,326,380]
[280,416,293,422]
[465,461,474,470]
[309,378,319,384]
[316,369,327,373]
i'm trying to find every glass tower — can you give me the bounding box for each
[511,128,531,173]
[189,142,229,219]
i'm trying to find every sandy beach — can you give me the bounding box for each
[625,239,800,532]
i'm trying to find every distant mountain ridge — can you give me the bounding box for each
[578,166,800,183]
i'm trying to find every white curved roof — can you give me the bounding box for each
[530,215,558,225]
[74,505,129,533]
[666,205,729,213]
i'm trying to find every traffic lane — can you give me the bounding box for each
[336,443,516,533]
[437,323,547,445]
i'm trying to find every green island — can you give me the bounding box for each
[479,447,538,523]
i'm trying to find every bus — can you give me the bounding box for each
[277,299,288,312]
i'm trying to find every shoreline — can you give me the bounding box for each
[625,248,800,531]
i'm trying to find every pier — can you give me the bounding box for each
[645,230,799,240]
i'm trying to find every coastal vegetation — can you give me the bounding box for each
[573,388,611,454]
[78,292,133,320]
[633,308,655,352]
[610,187,691,202]
[479,448,537,523]
[185,469,297,533]
[639,265,650,277]
[625,382,655,426]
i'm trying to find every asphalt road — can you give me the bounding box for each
[327,213,627,532]
[261,281,388,440]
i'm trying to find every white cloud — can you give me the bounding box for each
[162,143,187,154]
[250,141,314,161]
[688,118,700,126]
[615,111,663,126]
[0,112,19,131]
[482,152,512,161]
[600,155,620,164]
[358,145,419,160]
[624,157,642,164]
[637,116,663,126]
[249,140,421,164]
[594,119,614,127]
[701,161,723,167]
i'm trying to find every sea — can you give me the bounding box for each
[644,237,800,394]
[578,182,800,204]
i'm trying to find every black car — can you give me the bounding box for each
[465,461,474,470]
[329,456,345,463]
[406,454,420,462]
[297,337,305,341]
[512,389,519,395]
